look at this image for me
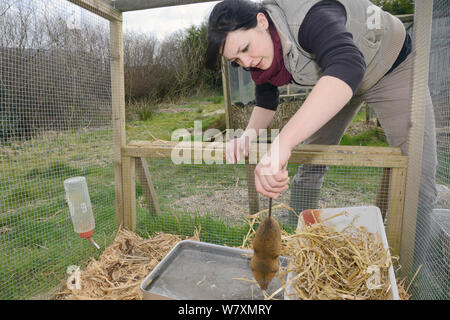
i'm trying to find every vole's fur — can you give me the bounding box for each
[250,213,281,290]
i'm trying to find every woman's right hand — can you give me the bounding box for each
[226,136,250,164]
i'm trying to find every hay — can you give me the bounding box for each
[230,100,304,131]
[241,204,410,300]
[52,205,412,300]
[280,212,394,300]
[397,277,411,300]
[55,228,199,300]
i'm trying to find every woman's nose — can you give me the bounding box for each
[240,55,252,68]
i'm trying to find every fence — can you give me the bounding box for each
[0,0,448,300]
[0,0,120,299]
[401,0,449,299]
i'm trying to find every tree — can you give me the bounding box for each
[371,0,414,15]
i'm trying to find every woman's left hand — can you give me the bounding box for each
[254,141,291,198]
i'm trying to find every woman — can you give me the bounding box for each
[205,0,437,225]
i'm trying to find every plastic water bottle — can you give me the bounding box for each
[64,176,100,249]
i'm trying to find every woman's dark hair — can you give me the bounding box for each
[205,0,267,71]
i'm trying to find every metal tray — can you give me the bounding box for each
[140,240,287,300]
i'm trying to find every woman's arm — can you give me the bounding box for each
[245,105,276,137]
[254,75,352,198]
[254,1,365,198]
[226,105,275,163]
[276,75,352,151]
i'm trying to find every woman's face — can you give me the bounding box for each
[221,13,274,70]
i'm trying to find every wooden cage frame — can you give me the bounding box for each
[68,0,433,276]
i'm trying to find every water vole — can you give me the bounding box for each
[250,203,281,290]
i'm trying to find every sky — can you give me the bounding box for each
[122,1,220,40]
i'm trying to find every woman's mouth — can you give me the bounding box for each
[255,59,262,69]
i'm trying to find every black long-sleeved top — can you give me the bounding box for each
[255,0,411,111]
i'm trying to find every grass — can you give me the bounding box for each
[340,128,389,147]
[125,95,225,142]
[0,96,397,299]
[137,210,249,248]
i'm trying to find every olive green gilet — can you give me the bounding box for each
[262,0,406,94]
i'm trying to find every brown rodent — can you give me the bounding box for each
[250,211,281,290]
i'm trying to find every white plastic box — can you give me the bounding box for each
[285,205,399,300]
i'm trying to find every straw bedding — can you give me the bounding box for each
[281,213,394,300]
[55,207,410,300]
[55,228,200,300]
[240,204,410,300]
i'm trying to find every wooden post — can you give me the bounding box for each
[135,157,161,215]
[400,0,434,277]
[365,103,370,123]
[376,168,391,221]
[122,156,136,231]
[386,167,407,257]
[109,17,126,231]
[221,57,233,130]
[245,163,259,214]
[238,66,245,104]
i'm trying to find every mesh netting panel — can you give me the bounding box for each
[136,159,388,246]
[229,65,255,105]
[406,0,450,300]
[1,0,448,301]
[228,64,310,106]
[0,0,115,299]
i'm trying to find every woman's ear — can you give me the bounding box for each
[256,12,269,30]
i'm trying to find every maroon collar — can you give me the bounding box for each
[250,23,292,86]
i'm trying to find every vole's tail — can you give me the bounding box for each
[268,198,272,217]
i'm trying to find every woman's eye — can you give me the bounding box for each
[231,61,240,68]
[242,45,249,52]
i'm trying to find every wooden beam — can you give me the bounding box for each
[122,141,407,168]
[127,140,403,155]
[280,93,308,99]
[135,157,161,215]
[293,144,402,155]
[68,0,122,21]
[288,152,407,168]
[396,14,414,23]
[111,0,217,12]
[110,18,127,230]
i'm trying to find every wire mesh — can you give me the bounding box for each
[228,64,310,106]
[0,0,115,299]
[229,65,255,105]
[405,0,449,300]
[135,158,389,247]
[0,0,448,301]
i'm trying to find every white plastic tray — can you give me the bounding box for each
[140,240,288,300]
